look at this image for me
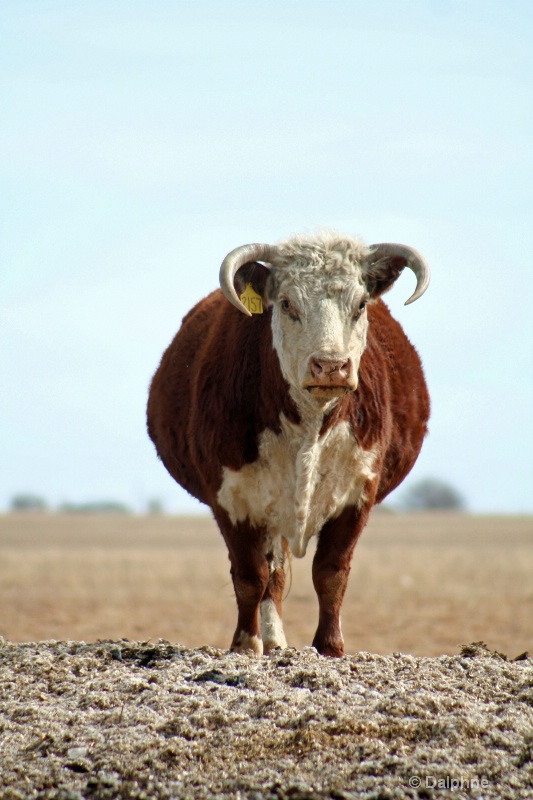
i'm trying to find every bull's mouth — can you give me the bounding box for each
[305,385,351,398]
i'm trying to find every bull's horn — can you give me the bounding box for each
[219,243,277,316]
[369,243,430,305]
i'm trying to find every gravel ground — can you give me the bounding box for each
[1,639,532,800]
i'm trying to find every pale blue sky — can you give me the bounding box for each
[2,0,532,513]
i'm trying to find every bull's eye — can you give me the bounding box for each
[352,300,367,322]
[280,297,300,321]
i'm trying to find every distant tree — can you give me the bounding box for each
[401,479,465,511]
[147,498,164,515]
[10,494,48,512]
[58,501,131,514]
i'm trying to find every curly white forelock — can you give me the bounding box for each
[267,230,370,301]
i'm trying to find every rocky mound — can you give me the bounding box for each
[1,639,532,799]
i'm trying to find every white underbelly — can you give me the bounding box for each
[217,415,377,558]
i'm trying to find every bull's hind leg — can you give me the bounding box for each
[312,505,369,657]
[260,538,289,653]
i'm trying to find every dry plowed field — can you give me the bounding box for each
[1,512,531,656]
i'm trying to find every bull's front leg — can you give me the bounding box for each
[216,513,270,656]
[230,557,269,656]
[312,504,370,657]
[230,538,289,655]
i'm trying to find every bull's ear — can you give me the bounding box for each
[362,254,406,299]
[233,261,271,302]
[363,244,430,304]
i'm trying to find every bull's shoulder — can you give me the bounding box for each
[363,300,430,499]
[148,292,299,502]
[365,299,424,369]
[365,298,428,405]
[189,303,300,475]
[147,290,240,503]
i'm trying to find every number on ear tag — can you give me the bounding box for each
[239,283,263,314]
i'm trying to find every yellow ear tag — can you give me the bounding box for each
[239,283,263,314]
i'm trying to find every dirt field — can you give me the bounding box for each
[1,511,531,657]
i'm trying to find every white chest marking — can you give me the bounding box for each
[217,414,377,558]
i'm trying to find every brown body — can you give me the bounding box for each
[147,288,429,656]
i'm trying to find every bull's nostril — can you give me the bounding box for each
[310,358,324,377]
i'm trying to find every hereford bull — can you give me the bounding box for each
[147,230,430,657]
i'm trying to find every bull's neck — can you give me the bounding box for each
[288,385,344,430]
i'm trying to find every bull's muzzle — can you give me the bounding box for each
[307,356,353,390]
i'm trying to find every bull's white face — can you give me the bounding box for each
[267,239,372,408]
[223,231,429,411]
